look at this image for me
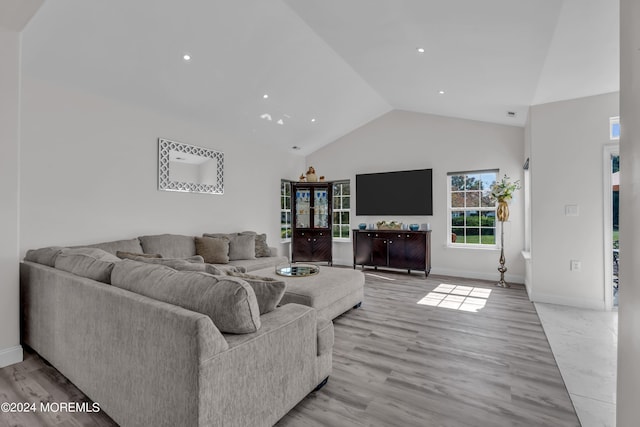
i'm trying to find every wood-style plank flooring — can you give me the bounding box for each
[1,270,579,426]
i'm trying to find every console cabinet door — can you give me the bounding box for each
[404,233,427,270]
[311,231,332,262]
[354,232,373,265]
[387,233,409,269]
[372,237,388,266]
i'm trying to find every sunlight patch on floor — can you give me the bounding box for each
[365,273,397,281]
[417,284,491,312]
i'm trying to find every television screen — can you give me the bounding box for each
[356,169,433,216]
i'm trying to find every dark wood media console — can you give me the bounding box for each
[352,229,431,276]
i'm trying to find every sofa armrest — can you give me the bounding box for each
[199,303,321,427]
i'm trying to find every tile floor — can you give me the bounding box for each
[535,303,618,427]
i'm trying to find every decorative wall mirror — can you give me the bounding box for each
[158,138,224,194]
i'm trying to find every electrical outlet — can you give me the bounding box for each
[570,260,582,272]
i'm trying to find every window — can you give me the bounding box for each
[280,180,292,241]
[610,116,620,140]
[448,170,497,247]
[332,180,351,239]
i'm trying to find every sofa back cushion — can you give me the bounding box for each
[111,260,261,334]
[55,248,121,284]
[24,246,66,267]
[139,234,196,258]
[86,238,144,255]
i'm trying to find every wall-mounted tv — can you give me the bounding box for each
[356,169,433,216]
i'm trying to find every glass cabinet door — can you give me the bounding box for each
[314,188,329,228]
[295,188,311,228]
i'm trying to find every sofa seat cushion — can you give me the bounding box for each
[225,271,286,314]
[111,260,261,334]
[228,256,289,272]
[85,238,144,255]
[55,248,121,284]
[139,234,196,258]
[24,246,66,267]
[316,317,334,356]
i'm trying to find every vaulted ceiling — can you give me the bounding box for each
[14,0,619,154]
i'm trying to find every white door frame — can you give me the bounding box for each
[603,143,619,311]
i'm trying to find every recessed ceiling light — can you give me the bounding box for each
[263,94,269,99]
[311,118,316,123]
[417,47,425,54]
[183,53,191,61]
[438,90,445,95]
[292,146,301,150]
[507,111,517,118]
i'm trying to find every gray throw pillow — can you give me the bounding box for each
[111,260,261,334]
[240,231,271,258]
[131,256,223,275]
[55,247,121,284]
[195,236,230,264]
[225,270,285,314]
[228,234,256,261]
[24,246,66,267]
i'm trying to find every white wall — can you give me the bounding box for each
[20,76,304,255]
[618,0,640,423]
[306,110,525,282]
[528,92,619,309]
[0,29,23,367]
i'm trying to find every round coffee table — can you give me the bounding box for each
[275,263,319,277]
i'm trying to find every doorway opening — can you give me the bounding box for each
[603,144,619,310]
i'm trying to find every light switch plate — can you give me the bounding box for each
[565,204,579,216]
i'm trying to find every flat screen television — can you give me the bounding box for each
[356,169,433,216]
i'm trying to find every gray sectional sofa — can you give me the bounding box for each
[20,233,333,427]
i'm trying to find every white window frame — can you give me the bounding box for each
[332,180,351,241]
[447,170,498,249]
[280,180,292,242]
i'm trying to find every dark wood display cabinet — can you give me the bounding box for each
[291,182,333,264]
[353,229,431,276]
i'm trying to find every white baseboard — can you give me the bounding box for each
[529,291,605,311]
[430,267,525,285]
[0,345,23,368]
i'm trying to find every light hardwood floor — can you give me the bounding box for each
[1,270,579,427]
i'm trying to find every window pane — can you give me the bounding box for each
[343,196,350,209]
[333,196,340,209]
[481,228,495,244]
[341,212,349,224]
[465,210,479,227]
[342,183,350,195]
[341,225,350,237]
[333,212,340,224]
[466,174,481,190]
[480,174,496,191]
[480,213,495,227]
[451,192,465,208]
[333,184,342,196]
[451,212,465,227]
[281,197,286,210]
[452,228,464,243]
[481,190,493,207]
[332,225,340,238]
[451,175,465,191]
[465,191,479,207]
